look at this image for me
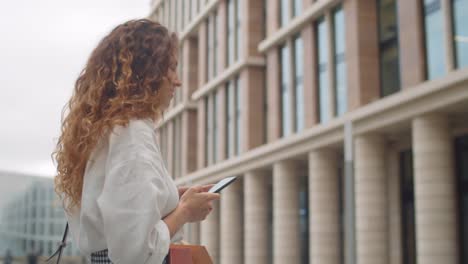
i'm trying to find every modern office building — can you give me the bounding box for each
[149,0,468,263]
[0,176,83,262]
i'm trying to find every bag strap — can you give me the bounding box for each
[46,223,69,264]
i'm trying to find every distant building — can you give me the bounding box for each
[0,174,81,261]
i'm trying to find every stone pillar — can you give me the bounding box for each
[397,0,426,88]
[302,24,318,128]
[182,37,199,102]
[355,135,388,264]
[241,67,265,152]
[220,179,243,264]
[412,114,458,264]
[243,0,265,58]
[344,0,380,110]
[244,170,270,264]
[266,50,281,142]
[308,150,340,264]
[181,110,197,176]
[266,0,279,37]
[200,201,220,263]
[273,160,300,264]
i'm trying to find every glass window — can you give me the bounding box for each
[452,0,468,68]
[213,91,218,162]
[236,0,242,61]
[189,0,192,21]
[214,12,218,76]
[174,0,179,31]
[293,0,302,18]
[280,0,290,27]
[168,0,172,29]
[206,18,212,81]
[235,78,241,155]
[317,18,330,123]
[293,36,304,132]
[400,150,416,264]
[280,44,291,136]
[178,117,182,176]
[205,97,210,166]
[334,7,347,115]
[379,0,400,96]
[227,0,235,65]
[226,81,235,158]
[207,13,218,79]
[181,0,185,28]
[173,118,181,178]
[423,0,446,79]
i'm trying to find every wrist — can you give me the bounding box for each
[163,206,188,238]
[174,203,190,223]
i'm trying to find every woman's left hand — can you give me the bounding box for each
[178,184,215,198]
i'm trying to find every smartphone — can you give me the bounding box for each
[208,176,238,193]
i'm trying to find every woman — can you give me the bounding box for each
[53,19,220,264]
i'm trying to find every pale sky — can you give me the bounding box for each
[0,0,151,177]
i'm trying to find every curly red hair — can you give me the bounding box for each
[53,19,178,211]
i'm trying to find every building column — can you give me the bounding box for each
[273,160,300,264]
[308,150,340,264]
[266,0,279,37]
[220,179,243,264]
[355,135,388,264]
[200,201,220,263]
[181,110,197,176]
[182,37,199,102]
[397,0,426,88]
[344,0,379,110]
[412,114,458,264]
[387,146,402,264]
[241,67,265,152]
[302,24,318,128]
[266,50,281,142]
[244,170,270,264]
[243,0,264,59]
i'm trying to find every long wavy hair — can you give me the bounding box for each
[53,19,178,211]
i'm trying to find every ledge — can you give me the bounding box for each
[179,0,219,42]
[258,0,340,53]
[156,101,197,129]
[191,57,265,101]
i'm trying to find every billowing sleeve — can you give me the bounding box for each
[97,124,173,264]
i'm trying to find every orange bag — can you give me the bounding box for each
[168,244,213,264]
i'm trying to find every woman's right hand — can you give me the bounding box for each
[177,186,220,223]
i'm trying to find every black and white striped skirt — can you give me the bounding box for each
[90,249,169,264]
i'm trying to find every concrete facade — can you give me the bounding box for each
[149,0,468,263]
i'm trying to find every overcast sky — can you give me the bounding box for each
[0,0,151,177]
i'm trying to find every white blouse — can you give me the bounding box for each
[65,118,183,264]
